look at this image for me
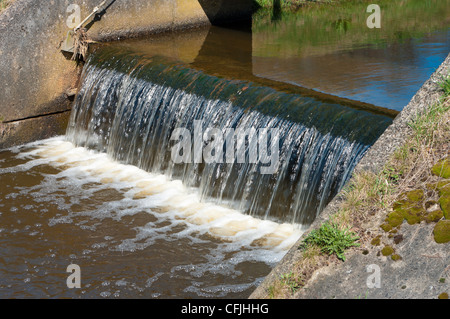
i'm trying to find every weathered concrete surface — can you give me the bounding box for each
[0,111,71,149]
[293,220,449,299]
[250,52,450,299]
[0,0,254,149]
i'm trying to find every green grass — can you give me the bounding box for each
[279,272,304,294]
[301,222,360,261]
[439,75,450,97]
[309,73,450,265]
[263,74,450,298]
[255,0,294,9]
[0,0,13,13]
[254,0,334,9]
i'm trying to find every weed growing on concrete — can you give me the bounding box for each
[280,272,304,294]
[439,75,450,97]
[301,222,360,261]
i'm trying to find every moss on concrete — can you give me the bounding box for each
[405,189,424,202]
[438,187,450,220]
[427,179,450,191]
[381,245,394,256]
[384,188,434,231]
[386,210,404,228]
[438,292,449,299]
[431,157,450,178]
[371,236,381,246]
[380,161,450,246]
[433,220,450,244]
[393,234,403,244]
[425,210,444,223]
[403,206,426,225]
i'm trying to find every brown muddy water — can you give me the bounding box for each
[0,139,300,298]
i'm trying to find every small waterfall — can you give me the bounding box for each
[66,46,392,226]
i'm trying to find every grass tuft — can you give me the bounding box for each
[439,75,450,97]
[255,0,334,10]
[301,222,360,261]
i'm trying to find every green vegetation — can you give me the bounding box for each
[371,235,381,246]
[372,76,450,246]
[439,75,450,97]
[433,220,450,244]
[329,74,450,264]
[266,244,321,298]
[0,0,13,13]
[385,190,428,228]
[254,0,334,10]
[253,0,450,59]
[381,245,394,256]
[431,157,450,179]
[301,222,360,261]
[279,272,304,294]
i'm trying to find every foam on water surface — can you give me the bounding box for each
[23,136,304,254]
[0,137,309,297]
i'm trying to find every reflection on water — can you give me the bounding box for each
[253,30,450,111]
[253,0,450,110]
[115,0,450,112]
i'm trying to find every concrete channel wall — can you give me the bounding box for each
[250,52,450,299]
[0,0,254,148]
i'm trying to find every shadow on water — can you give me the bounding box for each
[197,0,256,26]
[190,22,398,117]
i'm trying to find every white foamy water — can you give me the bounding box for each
[22,137,304,253]
[0,136,308,297]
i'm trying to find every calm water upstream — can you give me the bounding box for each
[0,0,449,298]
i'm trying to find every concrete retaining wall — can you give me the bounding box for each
[0,0,254,149]
[249,52,450,299]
